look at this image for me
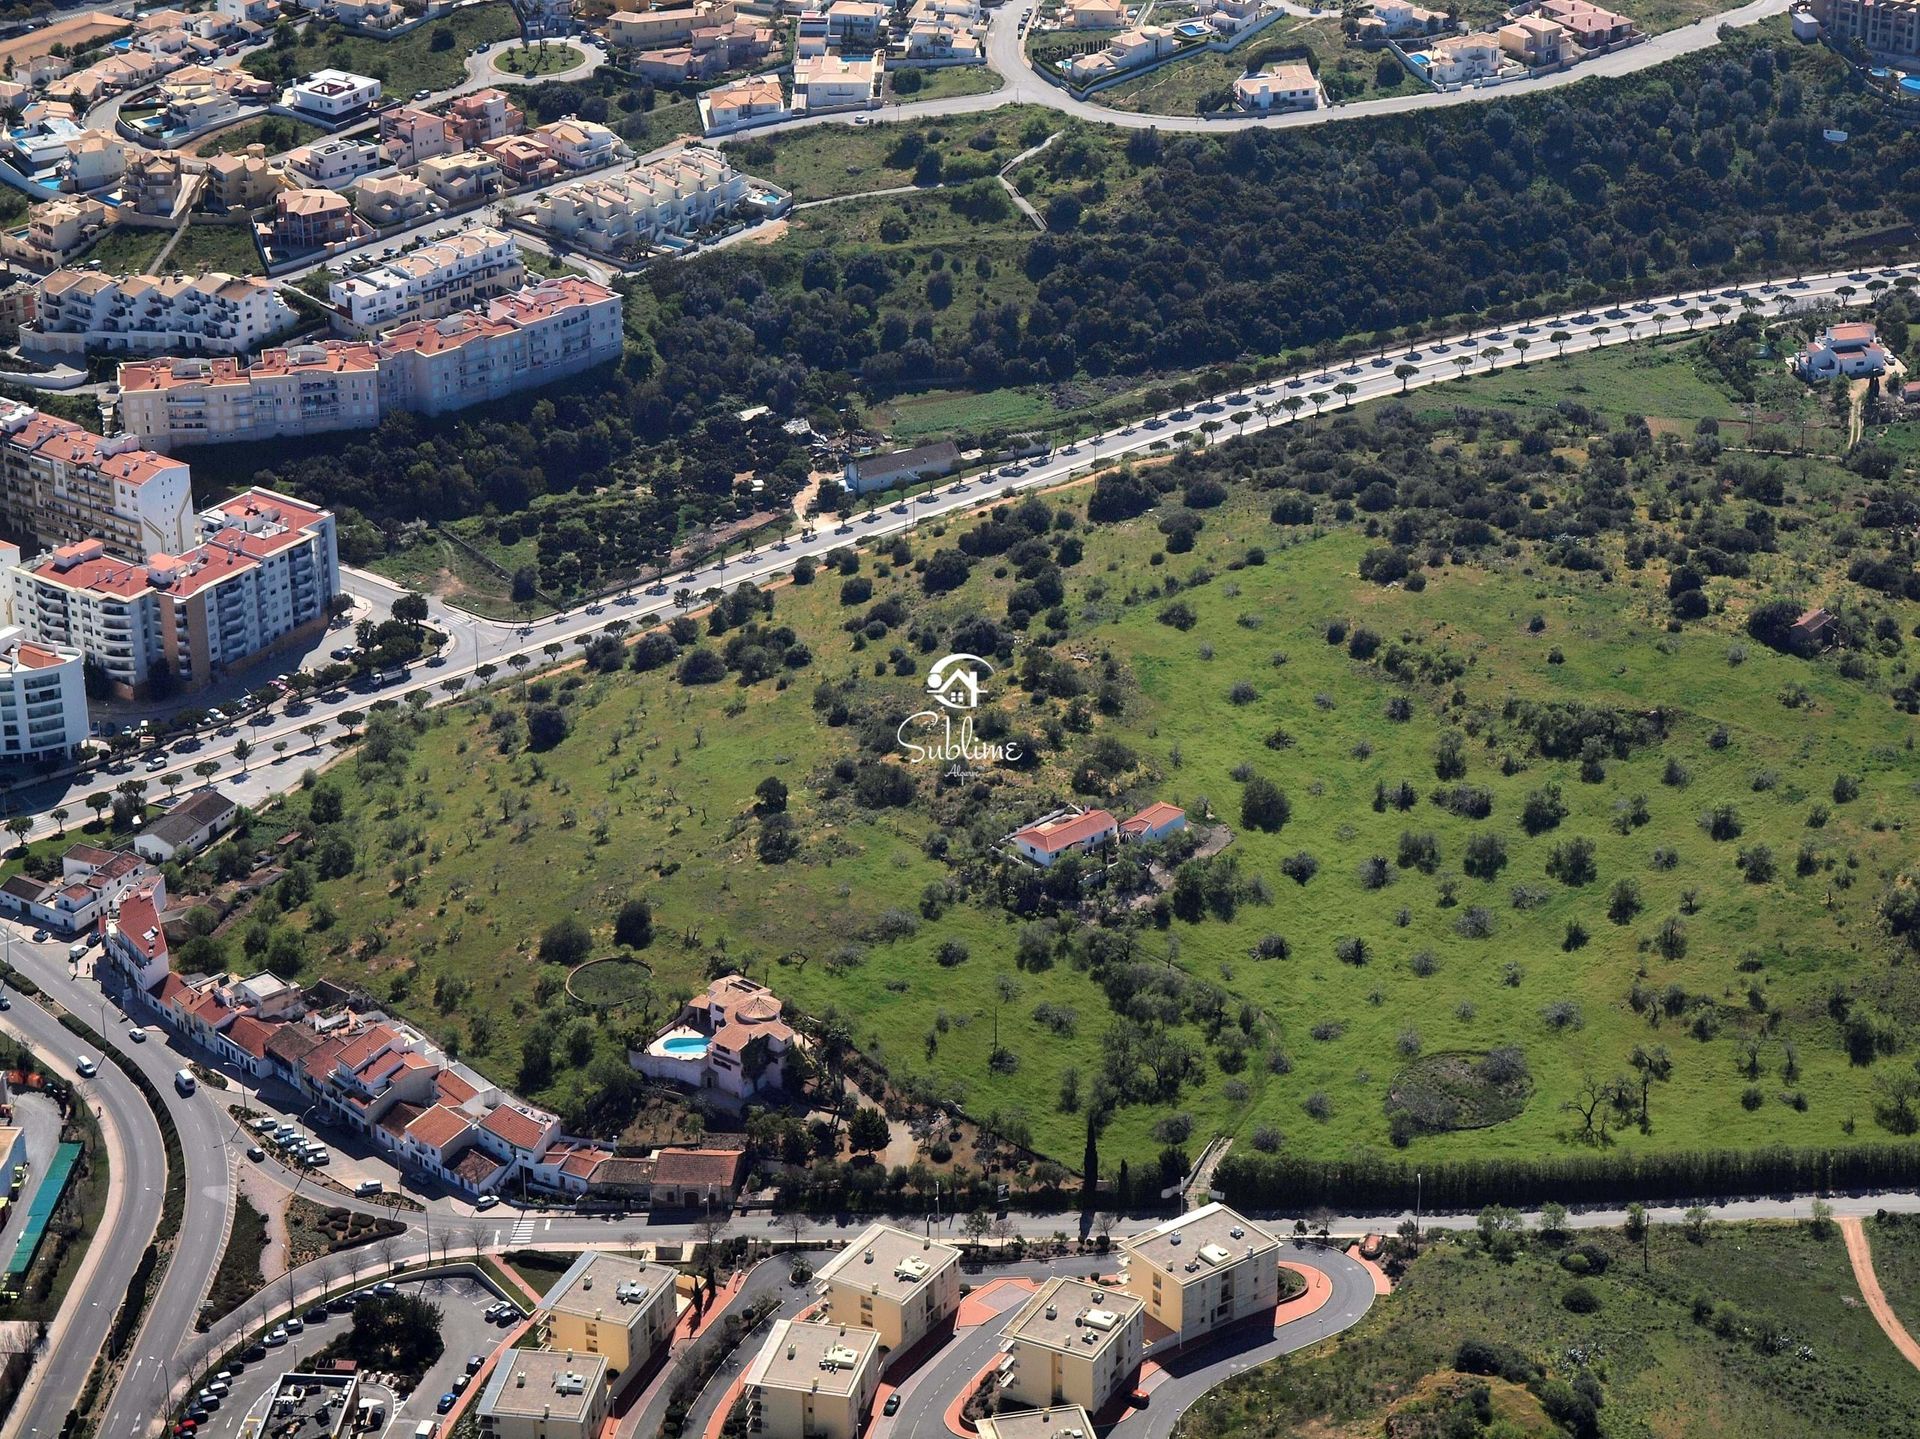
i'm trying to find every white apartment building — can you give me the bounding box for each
[281,136,383,190]
[6,488,339,696]
[327,226,524,332]
[0,626,88,763]
[117,342,383,450]
[1118,1203,1281,1344]
[815,1224,961,1354]
[999,1278,1144,1415]
[0,401,193,557]
[519,148,755,254]
[976,1408,1098,1439]
[285,69,382,117]
[741,1321,880,1439]
[118,280,620,442]
[376,277,625,415]
[24,270,295,361]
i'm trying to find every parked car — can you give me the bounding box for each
[355,1180,383,1197]
[436,1394,457,1414]
[145,755,168,772]
[264,1328,287,1347]
[474,1194,499,1210]
[305,1305,328,1324]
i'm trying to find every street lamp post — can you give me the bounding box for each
[1415,1170,1422,1245]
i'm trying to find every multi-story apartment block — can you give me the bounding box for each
[0,627,88,763]
[814,1223,961,1353]
[24,270,295,360]
[117,342,382,449]
[1118,1203,1281,1344]
[1815,0,1920,56]
[376,277,624,414]
[476,1351,609,1439]
[118,279,618,442]
[518,147,757,254]
[741,1321,879,1439]
[5,487,339,696]
[448,87,524,148]
[539,1253,681,1391]
[327,226,523,332]
[273,188,356,250]
[0,401,193,556]
[976,1408,1098,1439]
[999,1279,1144,1415]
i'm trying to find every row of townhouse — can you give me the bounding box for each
[516,147,762,254]
[22,269,296,361]
[116,276,624,448]
[1,487,340,698]
[326,225,525,331]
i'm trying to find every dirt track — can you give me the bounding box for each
[1840,1215,1920,1372]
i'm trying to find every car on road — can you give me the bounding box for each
[414,88,431,100]
[76,1055,97,1077]
[31,928,47,942]
[129,1026,147,1043]
[1143,417,1167,430]
[884,1394,901,1416]
[426,653,446,667]
[246,1144,265,1161]
[437,1394,457,1414]
[356,1180,384,1197]
[0,990,10,1010]
[145,755,167,772]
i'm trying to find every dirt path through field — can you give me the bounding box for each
[1840,1215,1920,1372]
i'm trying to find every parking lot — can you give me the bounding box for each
[188,1274,517,1439]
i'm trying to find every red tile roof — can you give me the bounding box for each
[434,1070,478,1105]
[453,1148,504,1184]
[225,1013,275,1060]
[650,1147,747,1188]
[406,1104,473,1153]
[1012,809,1118,854]
[480,1104,548,1151]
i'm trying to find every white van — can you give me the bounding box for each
[415,1422,438,1439]
[173,1068,196,1095]
[67,940,87,962]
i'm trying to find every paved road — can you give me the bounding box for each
[0,934,239,1439]
[0,981,167,1439]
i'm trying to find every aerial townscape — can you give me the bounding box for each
[0,0,1915,1432]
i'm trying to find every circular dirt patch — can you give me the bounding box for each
[565,956,653,1009]
[1385,1050,1533,1133]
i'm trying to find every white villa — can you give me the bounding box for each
[1793,321,1892,380]
[631,974,800,1099]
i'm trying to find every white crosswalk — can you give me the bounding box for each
[510,1215,536,1245]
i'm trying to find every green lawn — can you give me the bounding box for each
[1185,1220,1920,1439]
[163,221,265,277]
[1096,19,1419,114]
[495,41,585,77]
[729,106,1059,201]
[245,4,520,94]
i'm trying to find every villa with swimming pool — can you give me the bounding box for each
[630,973,800,1100]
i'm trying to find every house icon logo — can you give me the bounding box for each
[926,653,992,711]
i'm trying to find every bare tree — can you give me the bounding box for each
[374,1234,401,1275]
[778,1209,808,1249]
[1093,1211,1117,1247]
[694,1207,732,1283]
[462,1220,488,1260]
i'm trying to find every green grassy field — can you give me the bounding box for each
[195,114,328,158]
[1184,1219,1920,1439]
[1099,19,1419,114]
[729,107,1058,201]
[79,224,172,274]
[495,42,585,77]
[245,4,519,93]
[242,328,1920,1175]
[1864,1213,1920,1340]
[163,221,265,277]
[888,65,1006,103]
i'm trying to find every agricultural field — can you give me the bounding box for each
[243,328,1920,1178]
[1184,1219,1920,1439]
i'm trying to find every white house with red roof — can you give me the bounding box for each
[1794,322,1893,380]
[1009,807,1120,867]
[0,843,157,936]
[1119,802,1187,843]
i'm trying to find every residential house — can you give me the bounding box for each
[203,146,290,212]
[0,273,36,343]
[0,840,149,930]
[632,974,798,1099]
[281,136,383,191]
[905,21,983,59]
[1422,31,1505,82]
[648,1146,748,1209]
[792,52,883,110]
[1233,62,1319,110]
[1010,808,1119,866]
[121,150,195,218]
[353,173,436,228]
[481,135,566,187]
[1794,321,1891,379]
[531,119,627,171]
[448,88,524,148]
[517,148,768,254]
[1118,1203,1281,1344]
[415,151,503,206]
[741,1321,880,1439]
[1535,0,1635,47]
[1059,0,1127,26]
[1496,14,1569,64]
[132,788,240,862]
[1064,25,1177,83]
[1000,1278,1144,1415]
[273,188,356,250]
[608,1,737,50]
[1790,606,1837,650]
[59,131,130,194]
[377,106,458,169]
[825,0,889,42]
[701,76,789,131]
[815,1224,961,1353]
[1120,801,1187,841]
[285,69,382,118]
[539,1252,681,1392]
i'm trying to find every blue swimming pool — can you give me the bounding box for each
[1902,76,1920,95]
[660,1035,710,1058]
